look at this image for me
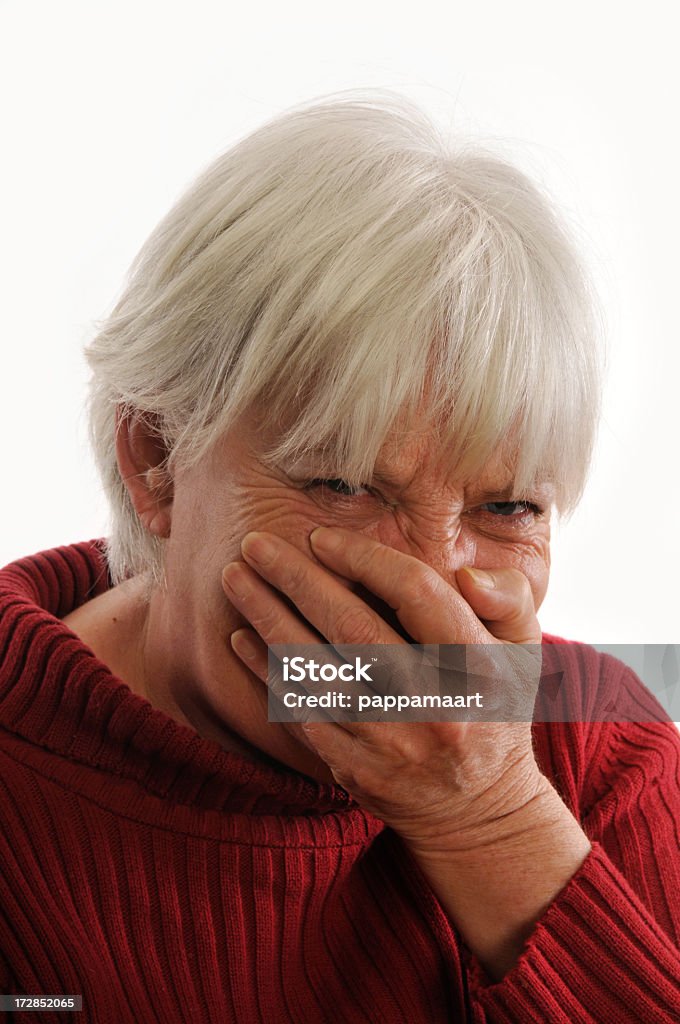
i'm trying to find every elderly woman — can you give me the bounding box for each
[1,92,678,1024]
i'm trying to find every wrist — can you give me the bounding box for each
[396,771,592,983]
[402,770,572,862]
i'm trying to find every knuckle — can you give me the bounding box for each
[507,566,531,592]
[332,769,360,795]
[404,562,440,607]
[513,570,535,608]
[280,559,309,593]
[333,604,381,645]
[250,602,284,638]
[341,544,383,590]
[335,751,376,794]
[382,731,419,765]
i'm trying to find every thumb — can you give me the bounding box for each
[455,566,542,644]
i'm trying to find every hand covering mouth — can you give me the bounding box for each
[349,583,415,644]
[273,575,415,644]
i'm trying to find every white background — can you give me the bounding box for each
[1,1,678,645]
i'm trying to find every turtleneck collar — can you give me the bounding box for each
[0,539,373,837]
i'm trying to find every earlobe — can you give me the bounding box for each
[115,406,174,539]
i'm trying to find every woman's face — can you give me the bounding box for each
[165,408,552,618]
[137,407,553,777]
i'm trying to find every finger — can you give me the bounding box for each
[308,527,481,644]
[230,626,269,676]
[299,721,362,789]
[455,566,541,644]
[222,561,323,645]
[231,625,303,719]
[226,587,374,731]
[223,561,359,701]
[239,531,407,646]
[236,538,452,721]
[229,626,340,754]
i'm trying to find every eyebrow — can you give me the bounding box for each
[471,482,556,505]
[285,449,417,489]
[469,484,528,502]
[280,448,553,498]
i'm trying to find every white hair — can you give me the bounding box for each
[84,88,603,588]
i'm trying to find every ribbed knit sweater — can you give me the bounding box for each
[0,539,679,1023]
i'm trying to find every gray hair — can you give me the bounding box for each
[84,88,603,588]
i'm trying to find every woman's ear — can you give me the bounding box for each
[115,406,174,538]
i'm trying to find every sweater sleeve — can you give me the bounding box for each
[462,667,680,1022]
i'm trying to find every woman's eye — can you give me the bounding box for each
[306,478,372,497]
[480,501,543,517]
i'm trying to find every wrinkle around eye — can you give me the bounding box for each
[295,478,394,525]
[479,500,545,518]
[307,478,372,497]
[303,479,398,511]
[461,512,550,549]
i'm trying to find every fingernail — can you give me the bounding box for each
[310,526,343,552]
[222,563,251,599]
[231,629,259,660]
[242,531,278,565]
[461,567,496,589]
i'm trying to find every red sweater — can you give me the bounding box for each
[0,539,679,1023]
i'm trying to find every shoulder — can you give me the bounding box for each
[540,633,672,723]
[533,634,679,817]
